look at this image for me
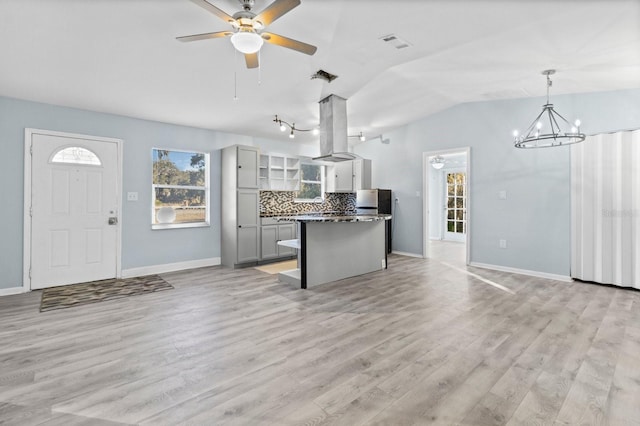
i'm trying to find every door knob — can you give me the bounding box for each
[108,217,118,225]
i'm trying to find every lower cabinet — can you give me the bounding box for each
[236,189,260,264]
[238,226,259,263]
[261,226,279,259]
[260,219,296,261]
[276,223,296,257]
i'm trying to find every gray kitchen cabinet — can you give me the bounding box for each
[237,145,259,189]
[237,189,259,263]
[277,223,296,256]
[334,161,354,192]
[260,218,296,260]
[260,225,279,259]
[222,145,260,267]
[328,159,372,192]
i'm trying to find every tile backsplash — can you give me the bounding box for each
[260,191,356,216]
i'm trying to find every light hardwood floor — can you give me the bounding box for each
[1,253,639,425]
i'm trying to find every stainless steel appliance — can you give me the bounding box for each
[356,189,392,253]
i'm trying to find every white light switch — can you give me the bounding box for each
[499,239,507,249]
[127,192,138,201]
[498,190,507,200]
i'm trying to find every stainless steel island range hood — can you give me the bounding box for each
[313,94,359,162]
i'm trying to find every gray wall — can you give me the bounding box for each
[0,96,318,290]
[355,88,640,276]
[2,88,639,289]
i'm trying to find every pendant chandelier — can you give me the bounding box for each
[513,70,585,148]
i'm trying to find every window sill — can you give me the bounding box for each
[294,198,324,204]
[152,222,210,230]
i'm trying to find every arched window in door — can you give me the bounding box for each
[51,146,102,166]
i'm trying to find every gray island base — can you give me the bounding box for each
[276,215,391,289]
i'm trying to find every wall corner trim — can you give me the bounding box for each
[121,257,221,278]
[469,262,572,282]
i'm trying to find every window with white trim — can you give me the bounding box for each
[296,163,325,202]
[152,148,210,229]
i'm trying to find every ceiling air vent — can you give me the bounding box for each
[380,33,411,50]
[311,69,338,83]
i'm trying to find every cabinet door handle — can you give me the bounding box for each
[238,225,242,228]
[238,165,242,169]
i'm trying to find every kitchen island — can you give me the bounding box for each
[275,214,391,289]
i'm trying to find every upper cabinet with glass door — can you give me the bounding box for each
[259,153,300,191]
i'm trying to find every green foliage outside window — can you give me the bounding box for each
[297,163,323,201]
[152,149,209,225]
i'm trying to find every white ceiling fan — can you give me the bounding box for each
[177,0,317,68]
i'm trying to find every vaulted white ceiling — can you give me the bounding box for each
[1,0,639,145]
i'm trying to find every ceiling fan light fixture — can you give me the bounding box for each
[230,30,263,54]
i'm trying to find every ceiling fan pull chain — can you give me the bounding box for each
[233,47,239,101]
[234,71,238,101]
[258,50,262,85]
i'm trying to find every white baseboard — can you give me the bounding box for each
[0,286,26,296]
[121,257,221,278]
[391,251,424,258]
[469,262,572,282]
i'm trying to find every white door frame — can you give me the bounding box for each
[23,128,124,292]
[422,147,471,264]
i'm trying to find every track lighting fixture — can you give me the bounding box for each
[349,132,366,142]
[273,115,317,139]
[273,115,365,142]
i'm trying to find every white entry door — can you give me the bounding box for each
[28,131,121,289]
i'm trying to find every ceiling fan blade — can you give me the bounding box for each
[188,0,235,24]
[254,0,300,27]
[245,53,259,69]
[176,31,232,42]
[261,32,317,55]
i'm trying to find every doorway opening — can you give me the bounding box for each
[422,148,470,265]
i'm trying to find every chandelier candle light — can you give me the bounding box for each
[513,70,585,148]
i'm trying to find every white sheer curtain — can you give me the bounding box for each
[571,129,640,288]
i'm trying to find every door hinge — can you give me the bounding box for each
[30,144,33,155]
[30,206,33,217]
[29,268,32,279]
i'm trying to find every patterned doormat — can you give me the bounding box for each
[39,275,173,312]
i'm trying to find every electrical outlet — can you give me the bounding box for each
[381,259,386,268]
[499,239,507,249]
[127,192,138,201]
